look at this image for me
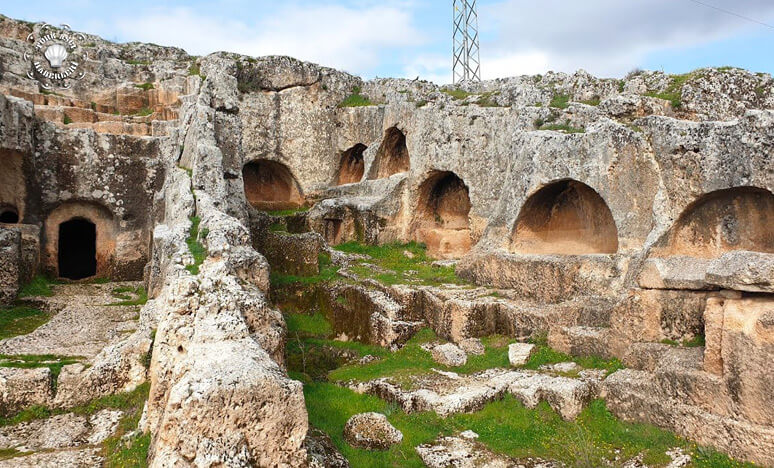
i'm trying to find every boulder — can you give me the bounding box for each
[0,367,52,415]
[430,343,467,367]
[508,343,535,366]
[343,412,402,450]
[458,338,485,356]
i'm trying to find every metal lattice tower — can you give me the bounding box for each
[453,0,481,84]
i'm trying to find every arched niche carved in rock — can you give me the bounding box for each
[242,159,304,210]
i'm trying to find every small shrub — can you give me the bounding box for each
[442,88,475,100]
[185,216,207,275]
[549,93,570,109]
[63,114,72,125]
[90,101,97,111]
[188,61,201,76]
[133,107,153,117]
[415,99,429,108]
[236,60,262,93]
[134,82,154,91]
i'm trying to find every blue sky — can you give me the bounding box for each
[3,0,774,83]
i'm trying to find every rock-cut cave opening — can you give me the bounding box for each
[243,159,304,210]
[0,207,19,223]
[58,218,97,280]
[336,144,366,185]
[511,179,618,255]
[368,127,410,180]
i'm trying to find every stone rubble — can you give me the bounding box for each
[508,343,536,367]
[343,412,403,450]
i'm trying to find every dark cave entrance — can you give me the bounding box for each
[0,207,19,223]
[58,218,97,280]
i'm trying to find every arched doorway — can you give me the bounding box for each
[0,206,19,224]
[368,127,410,180]
[511,179,618,255]
[58,218,97,280]
[336,144,366,185]
[414,171,472,258]
[242,159,304,210]
[655,186,774,258]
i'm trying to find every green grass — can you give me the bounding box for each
[579,98,601,106]
[0,305,51,340]
[0,381,152,468]
[125,59,150,65]
[188,62,201,76]
[441,88,475,100]
[19,276,58,297]
[338,86,377,108]
[268,222,288,233]
[538,123,585,134]
[134,82,154,91]
[133,107,153,117]
[645,72,695,109]
[415,99,429,108]
[109,286,148,306]
[549,93,570,109]
[185,216,207,275]
[266,207,309,217]
[286,312,333,336]
[302,381,752,468]
[101,383,151,467]
[0,448,23,460]
[333,241,467,287]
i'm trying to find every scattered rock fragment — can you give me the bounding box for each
[358,354,380,365]
[430,343,468,367]
[458,338,485,356]
[508,343,535,366]
[343,412,403,450]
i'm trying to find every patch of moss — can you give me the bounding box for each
[108,286,148,306]
[0,305,51,340]
[442,88,475,100]
[338,86,376,108]
[19,275,58,297]
[549,93,570,109]
[538,123,585,134]
[334,241,467,287]
[185,216,207,275]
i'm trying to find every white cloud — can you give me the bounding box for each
[109,5,425,75]
[481,0,774,77]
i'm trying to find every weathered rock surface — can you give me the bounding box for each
[508,343,535,366]
[705,251,774,293]
[0,409,122,452]
[430,343,468,367]
[343,412,403,450]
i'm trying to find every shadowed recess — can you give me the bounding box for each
[511,179,618,255]
[336,143,366,185]
[243,159,304,210]
[414,170,472,258]
[368,126,410,180]
[657,186,774,258]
